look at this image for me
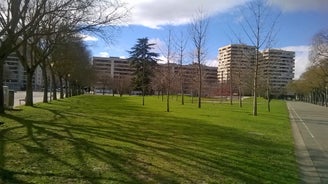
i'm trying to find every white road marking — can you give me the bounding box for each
[288,104,315,138]
[288,103,327,156]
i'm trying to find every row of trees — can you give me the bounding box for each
[289,29,328,106]
[127,7,210,112]
[0,0,129,113]
[1,0,287,116]
[128,0,280,115]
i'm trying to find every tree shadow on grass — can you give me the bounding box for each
[0,97,298,183]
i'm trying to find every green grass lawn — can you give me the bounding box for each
[0,95,298,183]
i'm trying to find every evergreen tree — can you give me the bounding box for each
[128,38,159,103]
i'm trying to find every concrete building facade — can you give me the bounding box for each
[217,44,295,97]
[156,63,218,96]
[217,44,256,95]
[218,44,256,82]
[4,53,43,91]
[260,49,295,96]
[92,56,218,96]
[92,57,134,93]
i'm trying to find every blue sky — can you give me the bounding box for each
[83,0,328,79]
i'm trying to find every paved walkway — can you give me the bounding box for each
[287,101,328,184]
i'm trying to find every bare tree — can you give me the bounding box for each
[0,0,45,112]
[175,30,189,105]
[233,48,254,107]
[0,0,129,110]
[165,30,174,112]
[157,29,175,112]
[190,9,209,108]
[309,29,328,106]
[289,29,328,106]
[238,0,279,115]
[310,29,328,81]
[297,66,327,105]
[151,66,162,99]
[310,29,328,64]
[288,29,328,106]
[115,75,132,97]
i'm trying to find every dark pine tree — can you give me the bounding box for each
[128,37,159,105]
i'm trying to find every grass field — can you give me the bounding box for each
[0,95,298,183]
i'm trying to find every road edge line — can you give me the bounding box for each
[287,102,321,183]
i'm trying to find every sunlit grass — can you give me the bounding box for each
[0,95,298,183]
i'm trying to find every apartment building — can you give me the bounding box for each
[217,44,295,97]
[156,63,218,96]
[92,57,134,93]
[260,49,295,96]
[4,53,43,91]
[218,44,256,81]
[218,44,256,95]
[92,56,218,96]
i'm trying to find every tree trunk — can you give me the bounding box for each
[253,49,259,116]
[198,62,202,109]
[230,76,233,105]
[41,64,49,103]
[59,77,64,99]
[0,61,4,113]
[167,63,170,112]
[325,86,328,107]
[25,71,34,106]
[167,89,170,112]
[161,90,164,102]
[267,89,271,112]
[180,72,185,105]
[142,92,145,105]
[142,60,145,106]
[52,72,57,100]
[239,87,243,108]
[65,79,69,98]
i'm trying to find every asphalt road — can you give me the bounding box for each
[287,101,328,184]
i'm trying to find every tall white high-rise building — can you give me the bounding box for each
[218,44,256,82]
[217,44,256,95]
[217,44,295,96]
[260,49,295,96]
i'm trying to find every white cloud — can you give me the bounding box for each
[280,45,310,79]
[97,52,110,57]
[157,55,168,64]
[123,0,248,29]
[205,59,218,67]
[149,38,165,49]
[148,38,167,55]
[79,34,98,42]
[269,0,328,12]
[122,0,328,29]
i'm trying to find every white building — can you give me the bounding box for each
[217,44,256,95]
[217,44,295,97]
[260,49,295,96]
[4,53,43,91]
[92,57,134,93]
